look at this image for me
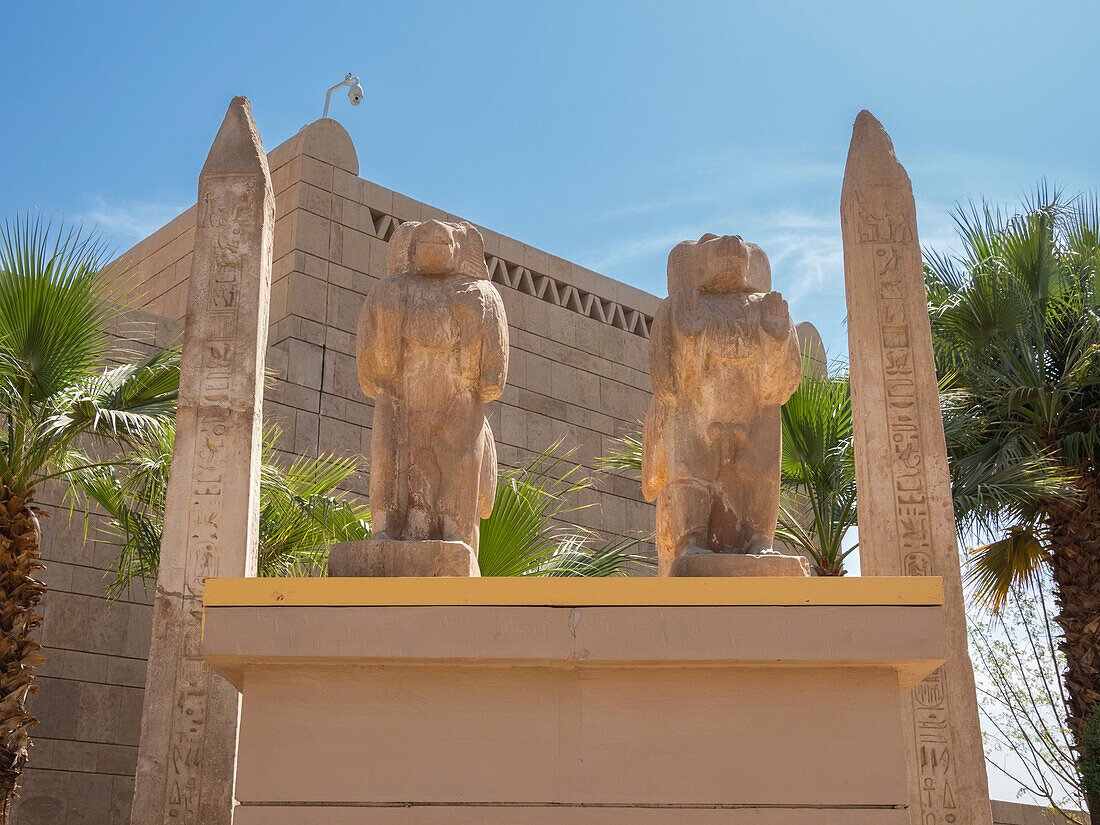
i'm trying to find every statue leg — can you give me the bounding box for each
[657,414,714,568]
[369,397,404,539]
[405,450,441,539]
[731,408,783,554]
[437,411,483,550]
[659,480,712,568]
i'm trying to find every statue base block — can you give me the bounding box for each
[328,538,480,577]
[671,551,810,577]
[202,576,947,824]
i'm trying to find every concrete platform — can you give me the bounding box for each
[202,577,946,824]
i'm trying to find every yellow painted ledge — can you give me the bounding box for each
[203,575,943,608]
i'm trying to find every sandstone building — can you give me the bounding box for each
[15,116,1061,825]
[18,117,659,823]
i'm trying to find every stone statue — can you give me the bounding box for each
[333,219,508,577]
[642,234,807,577]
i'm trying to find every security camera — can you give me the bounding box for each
[323,73,364,118]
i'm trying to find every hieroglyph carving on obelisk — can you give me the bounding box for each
[841,110,992,825]
[130,97,273,825]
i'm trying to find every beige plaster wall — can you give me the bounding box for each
[202,598,949,821]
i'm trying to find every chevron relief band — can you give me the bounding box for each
[369,209,652,339]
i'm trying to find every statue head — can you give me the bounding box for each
[667,233,771,295]
[386,219,490,279]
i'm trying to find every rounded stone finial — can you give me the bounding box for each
[295,118,359,175]
[796,321,827,379]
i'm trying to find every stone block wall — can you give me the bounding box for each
[991,800,1089,824]
[110,117,659,543]
[16,118,659,822]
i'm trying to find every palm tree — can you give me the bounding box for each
[925,186,1100,818]
[78,423,372,595]
[0,217,179,822]
[776,365,857,576]
[479,444,652,576]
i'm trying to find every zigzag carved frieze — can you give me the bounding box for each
[369,208,651,338]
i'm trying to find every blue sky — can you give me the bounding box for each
[4,1,1099,804]
[4,1,1100,360]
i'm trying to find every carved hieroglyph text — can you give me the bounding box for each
[131,96,273,825]
[855,183,960,824]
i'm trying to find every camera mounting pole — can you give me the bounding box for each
[323,72,363,119]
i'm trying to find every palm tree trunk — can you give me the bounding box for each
[1046,470,1100,819]
[0,486,46,824]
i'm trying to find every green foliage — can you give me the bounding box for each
[967,527,1048,612]
[79,423,370,596]
[0,217,179,494]
[594,421,643,479]
[256,449,371,577]
[94,431,650,588]
[925,184,1099,607]
[776,357,856,576]
[480,442,653,577]
[1083,703,1100,800]
[968,582,1088,821]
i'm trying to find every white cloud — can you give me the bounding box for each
[78,195,190,250]
[583,224,706,276]
[598,192,719,221]
[764,227,843,304]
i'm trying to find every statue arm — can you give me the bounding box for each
[356,280,403,400]
[640,399,667,502]
[761,313,803,406]
[479,285,509,403]
[648,302,677,403]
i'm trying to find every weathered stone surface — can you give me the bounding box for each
[130,97,273,825]
[773,321,829,564]
[38,118,659,817]
[355,220,508,572]
[841,110,992,825]
[642,234,805,576]
[796,321,827,379]
[328,539,480,577]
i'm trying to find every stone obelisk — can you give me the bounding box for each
[131,97,273,825]
[841,110,992,825]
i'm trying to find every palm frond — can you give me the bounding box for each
[40,347,180,449]
[966,528,1048,612]
[83,421,371,595]
[479,441,654,577]
[0,217,118,404]
[596,422,643,477]
[778,355,857,575]
[926,183,1100,604]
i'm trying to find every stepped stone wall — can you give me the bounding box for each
[10,117,1076,825]
[992,800,1089,824]
[15,118,658,823]
[111,117,658,540]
